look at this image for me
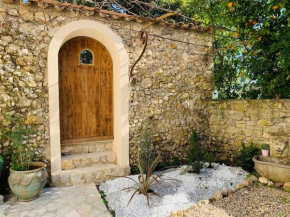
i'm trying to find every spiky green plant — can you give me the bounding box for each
[123,152,161,206]
[1,114,36,171]
[138,120,156,174]
[122,120,165,206]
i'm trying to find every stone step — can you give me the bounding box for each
[61,151,117,170]
[52,164,130,187]
[61,141,113,155]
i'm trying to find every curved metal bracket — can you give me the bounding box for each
[129,11,178,84]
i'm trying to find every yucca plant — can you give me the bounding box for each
[122,119,178,206]
[124,152,161,206]
[122,119,163,206]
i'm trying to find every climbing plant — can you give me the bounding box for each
[113,0,290,99]
[159,0,290,99]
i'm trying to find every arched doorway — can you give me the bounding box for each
[59,37,113,144]
[48,20,129,176]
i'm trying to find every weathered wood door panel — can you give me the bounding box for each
[59,36,113,144]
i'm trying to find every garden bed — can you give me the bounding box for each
[99,163,247,217]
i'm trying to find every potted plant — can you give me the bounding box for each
[261,144,270,157]
[1,114,47,201]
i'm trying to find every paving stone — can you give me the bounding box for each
[1,184,110,217]
[65,210,80,217]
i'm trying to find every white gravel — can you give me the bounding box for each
[99,163,247,217]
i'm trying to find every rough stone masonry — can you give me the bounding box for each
[205,99,290,162]
[0,1,213,167]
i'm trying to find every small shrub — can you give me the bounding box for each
[130,165,140,175]
[171,156,181,166]
[204,152,216,168]
[191,161,204,174]
[1,114,36,171]
[261,143,270,150]
[185,131,207,174]
[237,143,261,172]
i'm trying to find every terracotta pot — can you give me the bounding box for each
[261,150,270,157]
[8,162,48,201]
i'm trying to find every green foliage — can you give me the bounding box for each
[130,165,140,175]
[124,152,161,206]
[99,190,115,216]
[204,152,216,168]
[261,144,270,150]
[237,143,261,172]
[1,114,36,171]
[281,197,290,204]
[171,155,181,166]
[123,119,164,206]
[185,131,208,174]
[138,120,156,174]
[0,154,3,175]
[54,0,289,98]
[131,0,290,99]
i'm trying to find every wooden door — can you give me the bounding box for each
[59,36,113,144]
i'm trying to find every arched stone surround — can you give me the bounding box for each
[48,20,130,176]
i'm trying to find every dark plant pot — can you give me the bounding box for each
[8,162,48,201]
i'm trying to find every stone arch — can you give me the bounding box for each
[48,20,129,175]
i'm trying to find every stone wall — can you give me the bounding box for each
[205,100,290,162]
[0,2,213,165]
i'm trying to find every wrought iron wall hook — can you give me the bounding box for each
[129,11,178,85]
[129,31,148,84]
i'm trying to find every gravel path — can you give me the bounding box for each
[212,184,290,217]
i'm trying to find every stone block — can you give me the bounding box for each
[62,160,75,170]
[107,154,116,163]
[274,183,284,188]
[283,182,290,192]
[16,57,26,66]
[25,115,43,125]
[35,12,50,22]
[19,8,34,21]
[247,175,258,183]
[268,181,274,187]
[226,127,241,134]
[8,9,19,16]
[6,44,19,54]
[257,119,273,127]
[213,190,223,200]
[231,101,247,112]
[259,177,268,184]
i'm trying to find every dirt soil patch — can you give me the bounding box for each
[212,184,290,217]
